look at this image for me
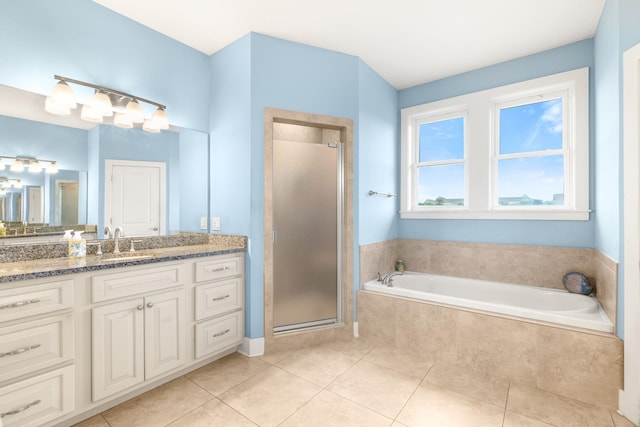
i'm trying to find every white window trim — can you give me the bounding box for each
[400,67,590,221]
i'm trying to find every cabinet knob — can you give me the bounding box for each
[146,302,154,308]
[136,305,144,311]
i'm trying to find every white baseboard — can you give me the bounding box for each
[353,321,359,337]
[238,337,265,357]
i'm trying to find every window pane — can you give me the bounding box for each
[417,164,464,206]
[499,99,563,155]
[419,117,464,162]
[497,155,564,206]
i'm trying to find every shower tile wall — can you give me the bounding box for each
[359,239,618,331]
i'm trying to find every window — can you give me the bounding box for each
[401,68,589,220]
[416,114,466,207]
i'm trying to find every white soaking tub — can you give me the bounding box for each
[363,272,613,333]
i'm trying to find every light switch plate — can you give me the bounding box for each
[212,217,221,231]
[200,217,208,230]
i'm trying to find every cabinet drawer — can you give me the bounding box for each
[194,278,243,320]
[0,365,74,427]
[0,314,74,384]
[0,280,73,323]
[194,311,243,358]
[194,255,243,283]
[92,263,185,303]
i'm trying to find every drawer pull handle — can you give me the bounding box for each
[211,294,231,302]
[0,298,41,310]
[146,302,154,308]
[206,266,230,273]
[136,305,144,311]
[212,329,231,338]
[1,399,42,418]
[0,343,41,357]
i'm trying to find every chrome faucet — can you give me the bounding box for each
[104,226,113,239]
[380,271,403,287]
[113,227,124,254]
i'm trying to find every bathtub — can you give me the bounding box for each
[363,272,613,333]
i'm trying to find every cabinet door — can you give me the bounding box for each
[92,298,144,402]
[144,290,185,380]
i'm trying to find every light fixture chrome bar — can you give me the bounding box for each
[54,75,166,110]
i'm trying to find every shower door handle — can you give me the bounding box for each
[273,229,277,244]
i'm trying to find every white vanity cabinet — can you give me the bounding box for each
[0,278,75,427]
[193,254,244,359]
[90,264,186,402]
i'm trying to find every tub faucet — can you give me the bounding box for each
[381,271,403,287]
[113,227,124,254]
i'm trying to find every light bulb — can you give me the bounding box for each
[28,160,43,173]
[150,107,169,130]
[45,80,76,114]
[114,112,133,129]
[45,95,71,115]
[10,159,24,172]
[81,104,104,123]
[124,99,144,124]
[91,91,113,117]
[12,179,22,189]
[142,119,160,133]
[1,180,10,189]
[0,188,5,196]
[46,162,59,174]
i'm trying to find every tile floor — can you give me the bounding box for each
[74,339,635,427]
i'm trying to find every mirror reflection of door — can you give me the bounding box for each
[27,186,43,223]
[0,196,6,221]
[105,159,166,237]
[56,181,79,225]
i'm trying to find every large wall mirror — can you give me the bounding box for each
[0,84,209,239]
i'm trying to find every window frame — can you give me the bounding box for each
[400,67,589,221]
[412,109,468,210]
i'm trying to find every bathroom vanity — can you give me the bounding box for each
[0,235,246,427]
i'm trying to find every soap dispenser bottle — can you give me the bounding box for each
[69,231,86,258]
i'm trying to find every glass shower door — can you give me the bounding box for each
[273,135,341,332]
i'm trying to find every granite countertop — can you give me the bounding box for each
[0,235,246,284]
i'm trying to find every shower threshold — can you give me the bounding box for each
[274,318,337,334]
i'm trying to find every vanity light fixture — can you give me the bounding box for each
[0,177,23,189]
[45,75,170,132]
[0,156,58,174]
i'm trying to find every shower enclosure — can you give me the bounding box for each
[272,123,343,333]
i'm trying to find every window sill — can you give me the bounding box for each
[400,209,591,221]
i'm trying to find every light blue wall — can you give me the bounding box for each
[0,115,87,171]
[593,0,640,338]
[398,40,595,248]
[179,129,210,232]
[0,0,210,131]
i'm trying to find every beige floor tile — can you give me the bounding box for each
[503,411,554,427]
[72,414,110,427]
[185,352,271,396]
[167,399,256,427]
[396,381,504,427]
[611,412,637,427]
[313,338,377,359]
[424,360,509,408]
[280,390,392,427]
[259,347,299,364]
[101,377,214,427]
[219,365,321,427]
[275,346,359,387]
[363,345,434,379]
[327,360,420,418]
[507,383,614,427]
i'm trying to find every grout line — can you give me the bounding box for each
[501,382,512,427]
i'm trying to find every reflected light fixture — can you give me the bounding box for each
[45,75,169,132]
[0,156,58,175]
[0,178,23,191]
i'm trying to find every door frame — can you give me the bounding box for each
[104,159,166,236]
[264,108,354,351]
[621,41,640,423]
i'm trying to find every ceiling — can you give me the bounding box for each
[92,0,606,90]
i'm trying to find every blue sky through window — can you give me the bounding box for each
[419,117,464,162]
[500,99,563,154]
